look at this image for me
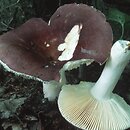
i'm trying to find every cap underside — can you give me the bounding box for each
[58,82,130,130]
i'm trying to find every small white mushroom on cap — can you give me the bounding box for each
[58,24,83,61]
[58,40,130,130]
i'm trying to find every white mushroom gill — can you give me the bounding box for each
[58,40,130,130]
[58,24,82,61]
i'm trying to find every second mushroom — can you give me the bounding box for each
[58,40,130,130]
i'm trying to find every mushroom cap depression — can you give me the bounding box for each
[0,18,62,81]
[0,4,112,81]
[58,82,130,130]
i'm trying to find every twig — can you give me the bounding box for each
[1,21,14,30]
[1,0,21,12]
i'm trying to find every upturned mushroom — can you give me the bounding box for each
[58,40,130,130]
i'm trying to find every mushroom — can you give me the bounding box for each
[0,4,112,101]
[58,40,130,130]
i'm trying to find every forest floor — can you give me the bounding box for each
[0,62,130,130]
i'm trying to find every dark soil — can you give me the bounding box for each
[0,63,82,130]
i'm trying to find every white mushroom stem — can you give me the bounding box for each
[91,40,130,100]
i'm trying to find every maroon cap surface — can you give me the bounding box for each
[0,4,113,81]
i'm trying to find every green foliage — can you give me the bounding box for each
[0,0,35,33]
[92,0,130,41]
[107,8,130,40]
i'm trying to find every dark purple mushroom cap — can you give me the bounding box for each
[0,18,62,81]
[0,4,113,81]
[50,3,113,64]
